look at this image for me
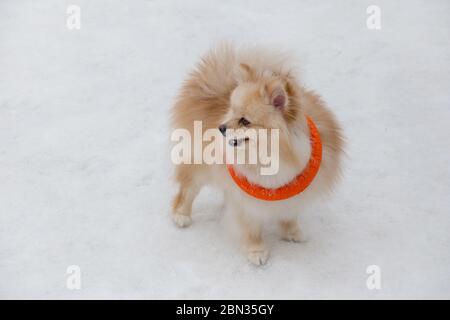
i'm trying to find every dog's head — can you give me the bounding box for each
[219,63,302,172]
[223,64,302,142]
[219,63,299,141]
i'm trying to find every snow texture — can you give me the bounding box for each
[1,0,449,299]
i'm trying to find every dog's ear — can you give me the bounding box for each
[235,63,255,83]
[269,85,288,110]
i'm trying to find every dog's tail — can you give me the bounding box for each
[182,42,238,98]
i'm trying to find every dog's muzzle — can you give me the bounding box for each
[229,137,249,147]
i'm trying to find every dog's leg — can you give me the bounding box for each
[238,213,269,265]
[279,219,303,242]
[172,184,200,227]
[172,167,201,228]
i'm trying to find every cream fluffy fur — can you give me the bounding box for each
[170,44,344,265]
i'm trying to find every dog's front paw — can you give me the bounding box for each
[281,229,303,242]
[280,221,304,243]
[172,214,192,228]
[247,249,269,266]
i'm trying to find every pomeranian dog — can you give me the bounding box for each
[170,44,344,265]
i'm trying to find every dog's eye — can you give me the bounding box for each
[239,117,251,126]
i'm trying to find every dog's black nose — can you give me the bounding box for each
[230,138,238,147]
[218,124,227,136]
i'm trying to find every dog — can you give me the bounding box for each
[170,44,344,265]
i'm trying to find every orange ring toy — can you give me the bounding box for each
[227,116,322,201]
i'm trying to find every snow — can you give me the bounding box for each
[1,0,449,299]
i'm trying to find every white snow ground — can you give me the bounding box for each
[1,0,449,299]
